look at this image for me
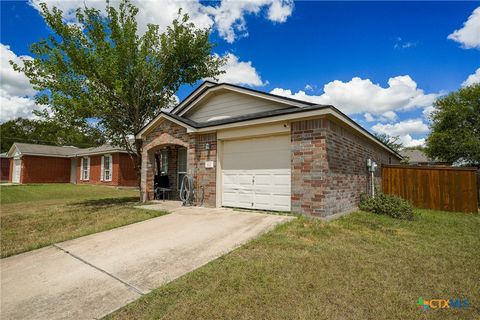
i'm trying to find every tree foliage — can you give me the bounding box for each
[425,84,480,166]
[0,118,105,153]
[373,133,403,153]
[12,0,224,183]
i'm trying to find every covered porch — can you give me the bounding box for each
[144,143,188,201]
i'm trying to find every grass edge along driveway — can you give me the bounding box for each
[1,184,168,258]
[107,209,480,320]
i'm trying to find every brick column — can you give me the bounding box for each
[189,133,217,207]
[291,118,329,216]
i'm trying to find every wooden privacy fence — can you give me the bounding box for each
[382,165,478,213]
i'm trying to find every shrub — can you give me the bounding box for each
[359,193,414,220]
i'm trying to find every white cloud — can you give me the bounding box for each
[0,90,39,122]
[271,75,438,116]
[0,44,42,122]
[364,113,375,122]
[462,67,480,87]
[422,105,436,120]
[372,118,429,148]
[304,84,314,91]
[268,0,293,23]
[448,7,480,49]
[213,53,266,86]
[398,135,425,148]
[29,0,294,44]
[372,118,429,136]
[394,37,417,49]
[1,44,35,97]
[381,111,397,121]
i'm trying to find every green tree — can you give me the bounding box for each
[373,133,403,153]
[12,0,224,186]
[425,84,480,166]
[0,118,105,153]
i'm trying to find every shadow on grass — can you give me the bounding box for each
[70,197,140,208]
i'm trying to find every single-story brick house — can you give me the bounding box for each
[137,81,402,217]
[6,143,137,186]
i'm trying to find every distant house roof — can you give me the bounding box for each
[6,142,129,158]
[8,143,79,158]
[74,144,129,156]
[399,149,447,164]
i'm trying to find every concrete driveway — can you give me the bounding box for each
[1,204,292,320]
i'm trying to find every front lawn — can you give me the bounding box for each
[0,184,167,257]
[108,209,479,320]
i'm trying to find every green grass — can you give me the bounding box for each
[107,209,480,320]
[0,184,168,258]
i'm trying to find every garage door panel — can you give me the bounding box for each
[222,135,291,211]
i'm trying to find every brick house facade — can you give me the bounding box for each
[76,153,137,187]
[14,156,71,184]
[137,82,402,217]
[6,143,137,187]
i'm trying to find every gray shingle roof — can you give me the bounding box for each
[399,149,430,163]
[74,145,128,156]
[9,143,129,157]
[12,143,80,157]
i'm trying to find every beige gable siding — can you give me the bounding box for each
[185,91,291,123]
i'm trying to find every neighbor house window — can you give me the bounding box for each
[177,148,187,188]
[101,154,113,181]
[81,157,90,180]
[160,149,168,175]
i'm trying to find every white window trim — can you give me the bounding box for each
[160,149,168,175]
[101,154,113,182]
[81,157,90,181]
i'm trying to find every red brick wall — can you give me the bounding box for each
[118,153,138,187]
[8,158,13,182]
[1,158,10,181]
[20,155,70,183]
[291,117,400,217]
[76,153,137,187]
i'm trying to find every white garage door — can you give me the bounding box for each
[222,134,291,211]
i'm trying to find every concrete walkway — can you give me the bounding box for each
[1,204,292,320]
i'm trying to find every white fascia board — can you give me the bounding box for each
[6,144,18,157]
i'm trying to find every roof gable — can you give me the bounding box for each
[171,82,314,117]
[183,88,295,123]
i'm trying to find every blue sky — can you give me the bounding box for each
[1,1,479,147]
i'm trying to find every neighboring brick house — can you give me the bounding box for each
[6,143,137,186]
[137,81,402,217]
